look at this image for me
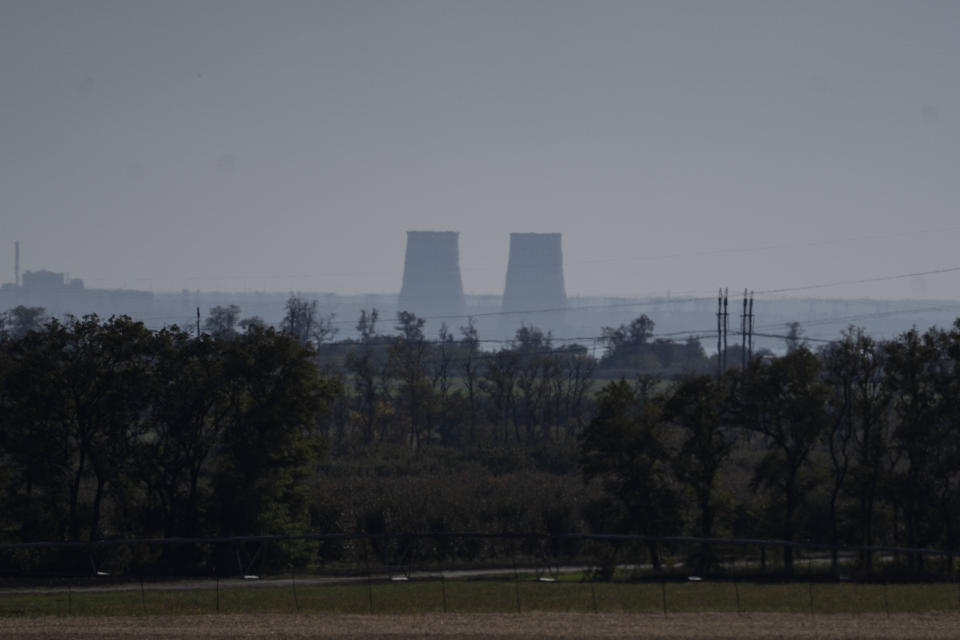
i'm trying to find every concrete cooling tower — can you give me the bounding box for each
[501,233,567,329]
[398,231,464,321]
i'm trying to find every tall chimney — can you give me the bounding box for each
[399,231,464,321]
[14,241,19,287]
[501,232,566,329]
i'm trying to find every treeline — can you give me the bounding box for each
[583,324,960,573]
[1,301,960,577]
[0,314,335,547]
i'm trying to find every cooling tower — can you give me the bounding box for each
[501,233,567,322]
[399,231,464,320]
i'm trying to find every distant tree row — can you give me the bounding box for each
[0,314,335,548]
[582,323,960,574]
[313,311,597,453]
[3,299,960,579]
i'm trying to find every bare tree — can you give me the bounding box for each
[389,311,431,449]
[345,309,382,445]
[432,323,456,446]
[558,346,596,439]
[283,295,337,346]
[482,347,519,444]
[460,318,480,445]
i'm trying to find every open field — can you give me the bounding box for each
[3,612,960,639]
[2,578,960,617]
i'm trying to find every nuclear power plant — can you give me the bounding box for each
[398,231,465,319]
[501,232,567,319]
[2,236,955,350]
[396,231,567,332]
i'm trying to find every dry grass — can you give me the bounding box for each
[2,612,960,639]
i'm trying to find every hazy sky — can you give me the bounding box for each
[2,0,959,299]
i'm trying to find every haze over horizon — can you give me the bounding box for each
[2,1,959,301]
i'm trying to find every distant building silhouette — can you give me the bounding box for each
[21,270,83,292]
[398,231,464,322]
[0,269,152,321]
[501,232,567,333]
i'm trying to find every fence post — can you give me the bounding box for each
[734,580,742,615]
[441,573,447,613]
[661,581,667,616]
[512,542,522,614]
[807,582,814,615]
[363,536,375,615]
[291,572,300,612]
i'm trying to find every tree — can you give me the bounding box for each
[883,328,943,567]
[513,325,552,445]
[282,295,337,346]
[0,318,73,540]
[819,327,890,572]
[388,311,432,449]
[81,316,156,541]
[459,318,481,444]
[345,309,383,446]
[204,305,240,338]
[238,315,267,333]
[0,315,154,541]
[552,345,596,441]
[1,305,48,340]
[136,328,231,539]
[482,348,519,444]
[356,308,379,342]
[214,326,336,537]
[664,374,734,572]
[930,320,960,552]
[580,380,680,566]
[598,315,689,375]
[602,315,655,354]
[514,324,551,354]
[738,348,828,574]
[784,322,806,353]
[432,323,458,446]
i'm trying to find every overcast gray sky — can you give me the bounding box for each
[2,0,958,299]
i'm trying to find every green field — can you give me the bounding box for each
[2,577,959,618]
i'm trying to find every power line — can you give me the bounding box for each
[753,302,960,333]
[756,265,960,296]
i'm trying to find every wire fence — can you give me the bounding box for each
[1,533,959,617]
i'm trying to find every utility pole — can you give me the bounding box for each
[741,289,748,370]
[722,288,729,372]
[196,307,201,338]
[747,291,754,359]
[716,288,723,378]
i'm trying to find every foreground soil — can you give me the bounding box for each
[2,612,960,639]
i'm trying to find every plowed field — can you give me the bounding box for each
[2,612,960,639]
